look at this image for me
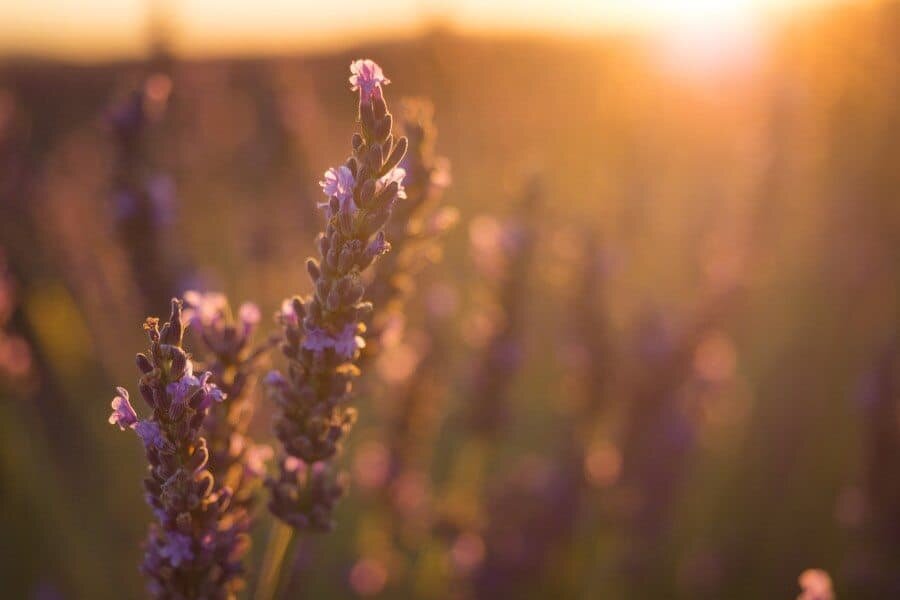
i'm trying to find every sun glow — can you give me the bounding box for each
[0,0,837,60]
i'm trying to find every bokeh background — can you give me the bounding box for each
[1,0,898,598]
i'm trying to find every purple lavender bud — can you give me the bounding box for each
[108,387,138,430]
[319,166,356,215]
[199,371,226,405]
[366,231,391,260]
[302,326,334,355]
[166,375,199,408]
[136,353,154,374]
[349,59,391,103]
[134,420,166,450]
[306,259,322,283]
[334,323,365,359]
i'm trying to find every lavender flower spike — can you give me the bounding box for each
[109,299,248,598]
[266,59,408,531]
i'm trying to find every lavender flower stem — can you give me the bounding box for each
[253,521,295,600]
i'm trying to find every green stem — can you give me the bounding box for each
[253,520,295,600]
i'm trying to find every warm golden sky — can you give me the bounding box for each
[0,0,839,61]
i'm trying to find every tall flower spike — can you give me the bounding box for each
[108,299,247,598]
[266,59,408,531]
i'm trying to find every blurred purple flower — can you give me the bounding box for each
[238,302,261,334]
[279,298,299,327]
[146,174,177,226]
[245,444,274,478]
[264,369,287,388]
[182,290,228,329]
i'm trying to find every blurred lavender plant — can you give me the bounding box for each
[462,233,616,597]
[568,232,616,420]
[109,299,248,598]
[107,76,181,310]
[855,337,900,594]
[182,291,274,514]
[617,288,738,594]
[468,454,582,598]
[0,247,33,383]
[360,98,455,362]
[465,178,540,435]
[432,180,542,595]
[348,98,456,575]
[265,59,408,531]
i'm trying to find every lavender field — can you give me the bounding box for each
[1,1,898,598]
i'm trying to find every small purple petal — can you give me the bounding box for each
[349,59,390,102]
[134,420,166,450]
[319,166,356,215]
[334,323,365,359]
[302,327,334,354]
[159,532,194,567]
[109,387,138,430]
